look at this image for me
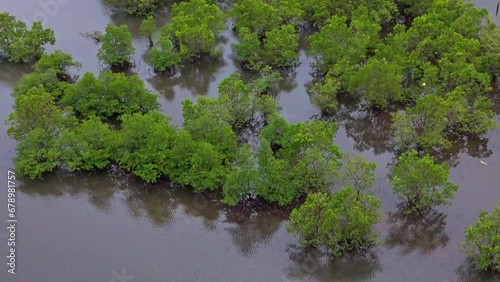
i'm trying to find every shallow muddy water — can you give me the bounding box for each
[0,1,499,281]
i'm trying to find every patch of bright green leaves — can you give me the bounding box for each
[461,205,500,272]
[0,12,55,62]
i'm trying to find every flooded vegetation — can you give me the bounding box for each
[0,0,499,281]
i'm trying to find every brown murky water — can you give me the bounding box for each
[0,1,499,281]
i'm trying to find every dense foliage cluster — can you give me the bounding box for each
[164,0,226,60]
[0,12,55,62]
[287,154,380,255]
[222,113,343,205]
[62,71,159,119]
[145,28,181,73]
[307,0,498,152]
[230,0,302,70]
[287,188,382,256]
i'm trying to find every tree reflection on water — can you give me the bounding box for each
[386,203,449,256]
[224,213,283,257]
[284,245,381,282]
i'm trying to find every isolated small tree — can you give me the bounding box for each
[262,25,300,68]
[461,204,500,272]
[97,24,135,69]
[115,111,176,183]
[139,15,157,47]
[145,32,181,74]
[287,188,382,256]
[390,150,458,213]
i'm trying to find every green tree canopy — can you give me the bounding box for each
[59,117,116,171]
[308,72,341,114]
[477,26,500,82]
[139,15,157,47]
[217,72,279,129]
[166,129,229,192]
[233,24,300,70]
[339,154,377,195]
[182,98,238,161]
[62,70,159,120]
[6,86,77,179]
[7,86,77,141]
[0,13,55,62]
[222,144,259,206]
[461,204,500,272]
[114,111,176,183]
[395,0,434,18]
[262,25,299,68]
[392,95,451,151]
[256,138,298,205]
[145,30,181,73]
[34,50,82,82]
[230,0,304,36]
[97,24,135,68]
[103,0,159,16]
[164,0,226,60]
[287,188,382,256]
[11,70,66,101]
[255,115,342,205]
[390,149,458,212]
[301,0,397,27]
[13,128,61,179]
[347,57,404,109]
[308,9,380,78]
[232,27,262,70]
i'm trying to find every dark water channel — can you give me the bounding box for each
[0,1,499,281]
